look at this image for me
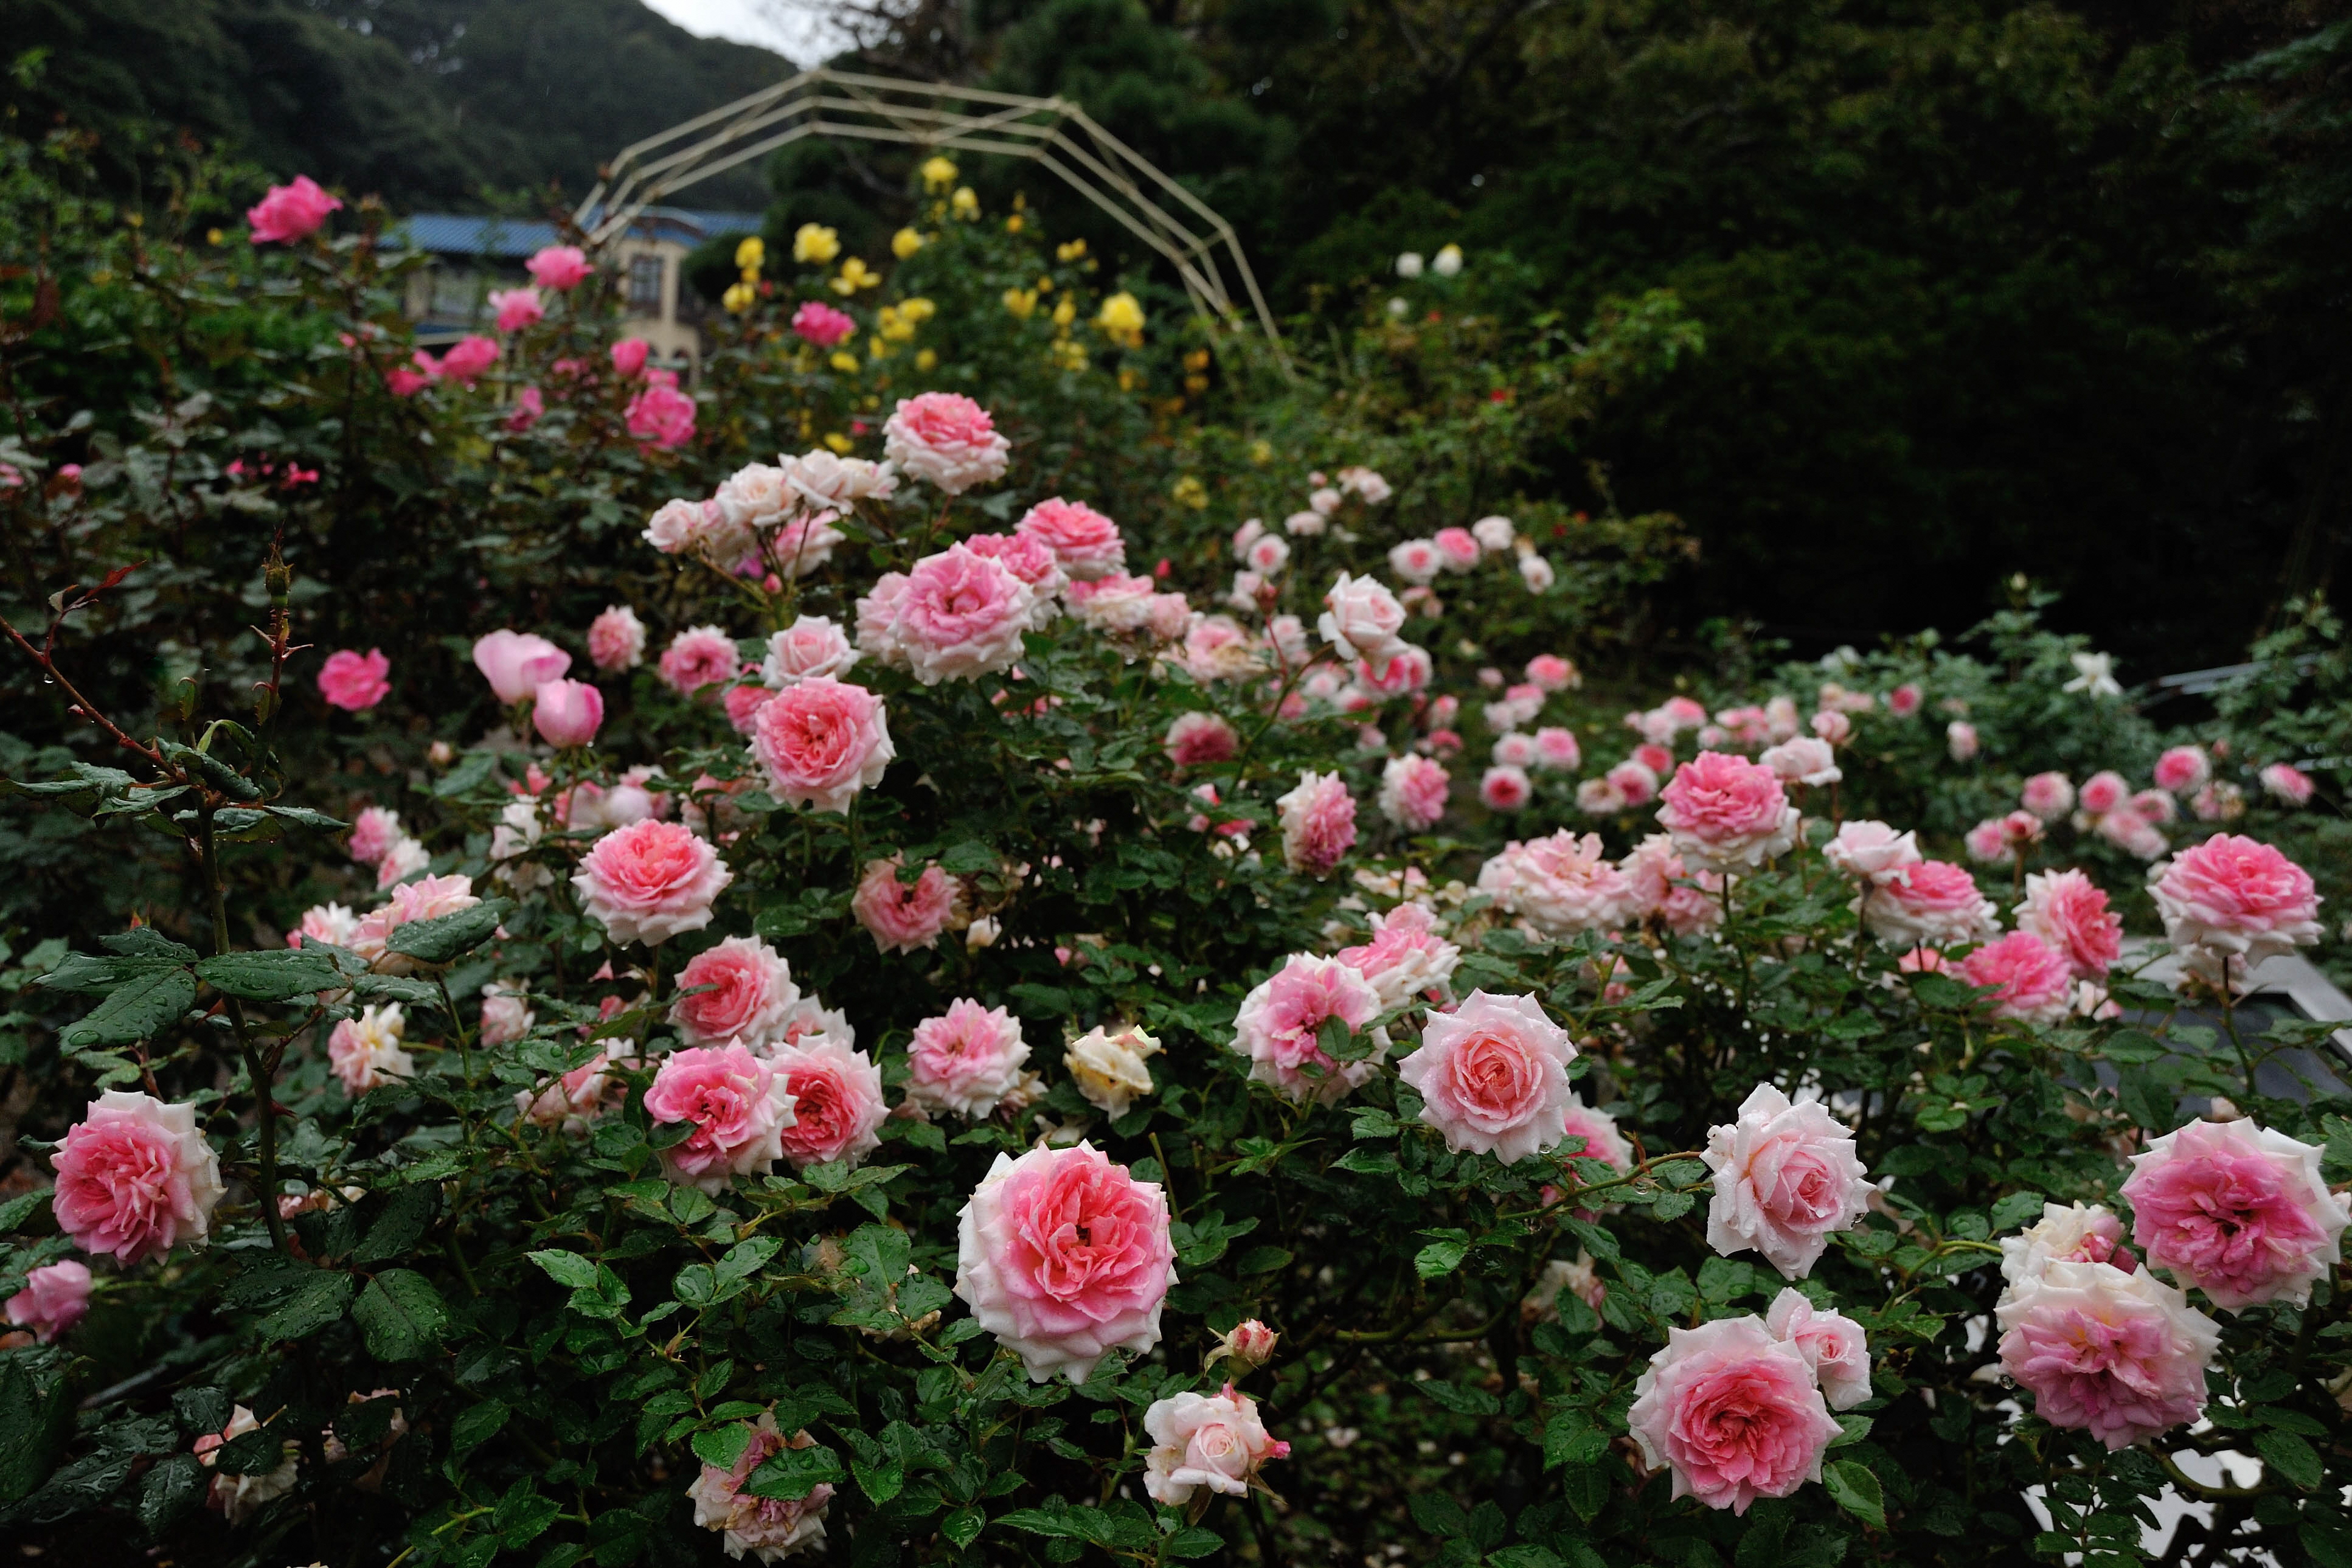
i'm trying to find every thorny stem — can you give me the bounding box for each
[201,803,288,1251]
[1,596,168,767]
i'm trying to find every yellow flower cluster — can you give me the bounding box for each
[892,227,924,259]
[831,257,881,296]
[724,234,765,313]
[951,187,980,220]
[1002,287,1038,320]
[1097,291,1145,349]
[794,223,841,265]
[877,297,934,342]
[1056,238,1088,263]
[920,156,959,192]
[1171,475,1209,510]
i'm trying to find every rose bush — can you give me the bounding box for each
[9,153,2352,1568]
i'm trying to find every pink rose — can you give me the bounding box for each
[586,606,646,673]
[439,334,500,385]
[1618,834,1723,937]
[1996,1261,2218,1449]
[1957,931,2073,1024]
[514,1041,631,1131]
[479,985,534,1047]
[1434,527,1481,571]
[1808,709,1851,746]
[1887,682,1922,716]
[2014,869,2121,979]
[2078,769,2130,816]
[1142,1385,1290,1505]
[2021,771,2074,819]
[1859,859,1997,948]
[1764,1288,1872,1410]
[1631,741,1674,776]
[2152,832,2323,981]
[2122,1117,2350,1311]
[791,299,858,348]
[317,648,391,712]
[688,1414,833,1559]
[1230,954,1387,1105]
[526,245,591,291]
[884,392,1011,494]
[1477,830,1634,938]
[1759,737,1839,788]
[1530,726,1581,772]
[953,1140,1176,1381]
[762,616,860,685]
[749,676,893,814]
[905,999,1031,1119]
[572,819,733,946]
[1525,654,1576,692]
[659,625,741,696]
[850,855,963,954]
[771,1038,889,1169]
[1471,514,1516,552]
[644,1044,795,1191]
[2001,1201,2140,1289]
[1627,1316,1842,1514]
[1209,1319,1280,1373]
[1063,572,1156,634]
[2154,744,2211,794]
[5,1259,92,1342]
[1277,770,1357,878]
[1388,539,1442,583]
[532,679,604,748]
[1947,720,1979,761]
[327,1003,413,1095]
[349,807,400,868]
[50,1091,226,1264]
[1823,820,1920,884]
[611,337,652,377]
[246,175,341,243]
[1398,991,1578,1163]
[347,873,480,973]
[1356,645,1432,700]
[889,544,1036,684]
[1658,752,1801,871]
[626,380,696,448]
[1379,754,1451,830]
[1165,711,1238,766]
[786,449,895,509]
[505,384,545,432]
[1479,764,1532,811]
[1559,1092,1634,1173]
[488,286,544,333]
[1016,497,1127,580]
[473,629,572,704]
[669,936,800,1048]
[1702,1083,1870,1279]
[194,1406,300,1522]
[1316,572,1407,662]
[1334,902,1460,1010]
[1963,818,2010,864]
[2261,761,2314,806]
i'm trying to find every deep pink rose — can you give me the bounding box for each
[1399,991,1578,1163]
[1957,931,2073,1024]
[1378,754,1451,830]
[473,630,571,704]
[1887,681,1922,716]
[791,299,858,348]
[906,999,1031,1119]
[1276,769,1356,878]
[850,855,962,954]
[1230,954,1387,1105]
[1165,711,1238,766]
[2122,1117,2350,1311]
[626,380,696,448]
[1997,1261,2218,1449]
[526,245,591,291]
[2078,769,2130,816]
[644,1044,794,1191]
[246,175,341,243]
[50,1092,226,1264]
[488,286,544,333]
[588,606,647,672]
[659,625,741,696]
[953,1140,1176,1381]
[1142,1385,1289,1504]
[611,338,652,377]
[2152,833,2323,979]
[884,392,1011,494]
[1764,1288,1872,1410]
[723,683,775,735]
[1619,833,1724,936]
[1479,765,1532,811]
[1434,527,1480,570]
[571,819,733,946]
[1702,1083,1870,1280]
[532,679,604,748]
[1657,751,1800,871]
[348,807,399,867]
[1628,1316,1842,1514]
[1016,498,1126,580]
[669,935,800,1049]
[439,335,500,385]
[771,1038,889,1169]
[2021,771,2075,819]
[6,1259,92,1342]
[2154,745,2212,794]
[2014,869,2121,979]
[317,648,390,711]
[749,676,894,814]
[505,384,546,432]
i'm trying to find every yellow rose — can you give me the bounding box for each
[734,235,765,271]
[831,257,880,296]
[915,348,937,372]
[1055,238,1088,262]
[1096,291,1145,349]
[1051,297,1075,328]
[829,350,860,373]
[951,187,980,220]
[1002,288,1038,320]
[824,431,855,453]
[793,223,841,265]
[890,227,924,259]
[722,281,757,314]
[898,297,936,324]
[920,155,959,191]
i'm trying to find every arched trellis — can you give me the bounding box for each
[574,68,1291,376]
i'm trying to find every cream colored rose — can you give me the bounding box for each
[1064,1024,1162,1117]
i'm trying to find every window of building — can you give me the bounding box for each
[627,255,665,315]
[431,269,481,321]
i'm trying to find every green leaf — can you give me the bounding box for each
[495,1483,564,1549]
[355,1185,439,1264]
[0,1362,72,1501]
[529,1249,600,1289]
[137,1452,206,1535]
[692,1424,755,1473]
[1415,1239,1468,1278]
[1824,1459,1885,1528]
[263,804,348,830]
[2257,1428,2323,1490]
[1164,1527,1225,1559]
[1413,1379,1500,1417]
[0,1190,42,1234]
[60,967,195,1048]
[384,900,510,965]
[1488,1549,1564,1568]
[747,1443,844,1499]
[195,948,344,1000]
[942,1506,985,1549]
[451,1400,511,1463]
[1990,1192,2048,1231]
[255,1269,355,1341]
[1542,1412,1609,1470]
[353,1268,449,1360]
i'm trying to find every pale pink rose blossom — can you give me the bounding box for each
[644,1043,796,1192]
[195,1406,300,1522]
[1479,765,1532,811]
[642,496,739,558]
[349,806,401,867]
[1702,1083,1870,1278]
[1632,740,1675,775]
[2151,831,2323,983]
[723,683,775,736]
[1066,1024,1162,1117]
[1526,654,1577,692]
[1887,682,1923,716]
[1658,752,1802,871]
[1760,737,1839,788]
[1356,645,1432,699]
[1229,954,1389,1105]
[1180,616,1258,682]
[906,1000,1032,1119]
[1209,1318,1280,1373]
[532,679,604,747]
[1627,1316,1842,1514]
[850,855,963,954]
[2191,780,2246,821]
[2154,745,2212,794]
[345,872,479,973]
[660,626,741,697]
[953,1140,1176,1381]
[1015,497,1126,580]
[884,392,1011,494]
[1492,732,1538,769]
[670,936,800,1049]
[2133,788,2180,824]
[2000,1202,2139,1289]
[473,629,572,704]
[2014,869,2122,979]
[1559,1092,1635,1173]
[887,544,1036,684]
[1519,553,1556,592]
[572,819,733,946]
[375,835,431,888]
[687,1414,833,1560]
[1477,830,1634,938]
[1605,758,1661,805]
[246,175,341,243]
[488,286,544,333]
[1957,931,2073,1024]
[317,648,391,711]
[1996,1261,2218,1449]
[2021,771,2074,819]
[1471,515,1516,552]
[1525,1254,1608,1317]
[1387,539,1442,583]
[1334,903,1460,1009]
[1533,727,1581,771]
[767,514,847,580]
[588,606,647,671]
[1277,770,1358,878]
[1283,508,1325,536]
[515,1043,634,1131]
[769,1038,889,1169]
[2261,762,2314,806]
[479,985,535,1047]
[1574,775,1626,816]
[1808,710,1851,746]
[1434,528,1482,571]
[1947,720,1979,761]
[1823,820,1921,884]
[328,1003,413,1094]
[1619,834,1724,936]
[1859,860,1999,948]
[716,462,795,529]
[1142,1385,1290,1505]
[749,676,894,813]
[785,448,897,508]
[2078,770,2130,816]
[1065,572,1157,633]
[1316,573,1407,662]
[1398,991,1578,1164]
[2098,805,2169,860]
[5,1259,92,1342]
[1765,1288,1872,1410]
[1379,754,1451,830]
[2122,1117,2350,1310]
[1963,818,2011,864]
[526,245,591,290]
[50,1091,226,1264]
[963,532,1069,616]
[1165,710,1239,766]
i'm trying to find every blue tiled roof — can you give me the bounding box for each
[389,207,768,258]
